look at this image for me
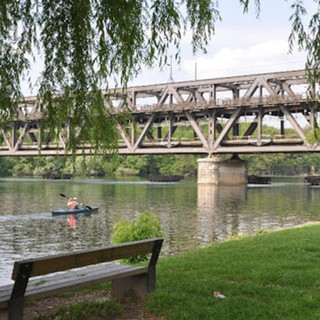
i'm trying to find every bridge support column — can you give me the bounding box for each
[197,154,247,185]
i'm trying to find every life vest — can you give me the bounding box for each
[70,200,78,210]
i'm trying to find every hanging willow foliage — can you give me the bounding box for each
[0,0,222,154]
[0,0,318,155]
[288,0,320,96]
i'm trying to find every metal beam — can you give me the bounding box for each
[279,105,309,146]
[212,107,243,150]
[133,113,156,151]
[185,111,209,151]
[117,123,133,152]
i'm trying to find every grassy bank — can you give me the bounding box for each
[147,223,320,319]
[35,223,320,319]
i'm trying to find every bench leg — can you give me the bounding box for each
[111,274,148,300]
[8,298,24,320]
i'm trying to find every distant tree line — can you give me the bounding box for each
[0,152,319,178]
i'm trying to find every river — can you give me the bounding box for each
[0,176,319,285]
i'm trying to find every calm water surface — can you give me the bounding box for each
[1,177,320,285]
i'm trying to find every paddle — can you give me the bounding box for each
[59,193,92,210]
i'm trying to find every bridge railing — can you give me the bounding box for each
[132,93,308,114]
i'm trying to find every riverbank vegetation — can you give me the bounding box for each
[0,151,320,179]
[34,223,320,319]
[111,212,164,263]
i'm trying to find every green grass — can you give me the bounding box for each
[57,282,111,298]
[37,300,123,320]
[147,223,320,319]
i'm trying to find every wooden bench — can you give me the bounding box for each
[0,237,163,320]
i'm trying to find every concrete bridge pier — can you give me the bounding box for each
[197,154,247,185]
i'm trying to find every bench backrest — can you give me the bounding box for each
[12,238,163,280]
[7,238,163,320]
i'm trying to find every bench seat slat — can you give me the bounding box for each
[0,263,147,308]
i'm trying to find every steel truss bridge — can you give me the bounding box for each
[2,69,320,156]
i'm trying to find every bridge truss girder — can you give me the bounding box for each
[0,69,319,156]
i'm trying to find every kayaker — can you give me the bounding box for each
[67,197,80,210]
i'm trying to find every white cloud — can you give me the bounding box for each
[182,40,307,80]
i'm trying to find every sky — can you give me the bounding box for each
[128,0,313,87]
[22,0,315,95]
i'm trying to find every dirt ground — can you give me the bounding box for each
[23,290,164,320]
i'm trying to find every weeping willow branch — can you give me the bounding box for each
[0,0,221,154]
[2,0,319,154]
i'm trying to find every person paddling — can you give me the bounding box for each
[67,197,80,210]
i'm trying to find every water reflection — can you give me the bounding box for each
[197,184,247,244]
[67,215,77,229]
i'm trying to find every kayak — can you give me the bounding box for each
[52,206,99,216]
